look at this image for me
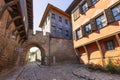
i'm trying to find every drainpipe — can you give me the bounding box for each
[48,33,51,66]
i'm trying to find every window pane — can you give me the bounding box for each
[76,29,82,39]
[59,16,62,22]
[65,30,69,36]
[105,40,115,51]
[92,0,98,4]
[52,13,55,19]
[96,15,107,29]
[85,24,92,34]
[112,4,120,20]
[65,19,68,25]
[51,25,56,33]
[82,2,88,13]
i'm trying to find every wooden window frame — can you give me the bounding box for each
[51,13,55,19]
[73,8,80,21]
[59,16,62,22]
[82,2,88,13]
[65,30,69,37]
[65,19,68,25]
[111,4,120,21]
[104,40,115,51]
[84,23,92,35]
[76,28,82,40]
[95,14,107,29]
[51,25,56,33]
[92,0,99,5]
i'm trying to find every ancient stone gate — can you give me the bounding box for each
[20,30,78,65]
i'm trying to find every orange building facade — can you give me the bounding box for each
[67,0,120,66]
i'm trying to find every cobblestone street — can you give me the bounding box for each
[0,62,82,80]
[0,62,120,80]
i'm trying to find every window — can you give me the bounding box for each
[51,25,56,33]
[59,16,62,22]
[58,28,62,33]
[82,2,88,13]
[76,29,82,39]
[85,24,92,34]
[105,40,115,51]
[96,15,107,29]
[65,30,69,36]
[65,19,68,25]
[92,0,98,5]
[51,13,55,19]
[73,8,80,21]
[112,4,120,21]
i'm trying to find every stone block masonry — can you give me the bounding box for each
[22,30,79,65]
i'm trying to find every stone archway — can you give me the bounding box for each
[23,41,46,65]
[18,30,78,66]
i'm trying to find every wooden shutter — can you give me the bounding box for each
[79,5,83,14]
[90,18,97,31]
[73,31,77,40]
[104,8,115,24]
[81,25,85,37]
[86,0,92,8]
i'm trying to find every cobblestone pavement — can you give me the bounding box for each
[0,62,82,80]
[0,62,120,80]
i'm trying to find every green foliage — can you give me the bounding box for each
[102,58,120,74]
[88,58,120,74]
[87,63,102,71]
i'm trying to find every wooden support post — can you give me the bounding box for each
[96,41,105,66]
[83,46,89,64]
[115,34,120,46]
[6,16,21,29]
[74,48,79,56]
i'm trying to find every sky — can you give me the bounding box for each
[33,0,73,32]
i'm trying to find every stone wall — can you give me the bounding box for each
[0,0,20,72]
[22,30,79,65]
[50,38,79,65]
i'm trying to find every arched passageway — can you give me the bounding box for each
[27,47,42,63]
[22,42,46,65]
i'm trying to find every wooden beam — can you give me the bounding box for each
[19,30,24,34]
[16,25,23,30]
[18,36,26,44]
[83,46,89,63]
[115,34,120,46]
[20,39,26,45]
[96,41,105,66]
[74,48,79,56]
[6,16,21,29]
[11,25,23,35]
[18,38,22,44]
[0,0,19,19]
[15,32,19,41]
